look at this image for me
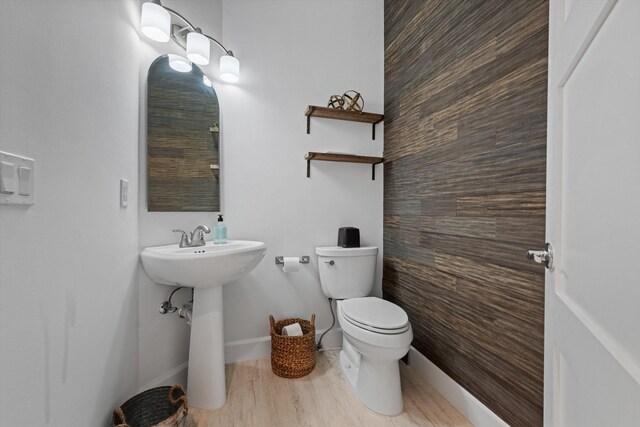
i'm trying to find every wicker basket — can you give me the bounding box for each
[112,384,188,427]
[269,314,316,378]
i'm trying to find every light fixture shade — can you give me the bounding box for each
[203,75,212,87]
[141,2,171,43]
[220,54,239,83]
[187,32,210,65]
[168,54,192,73]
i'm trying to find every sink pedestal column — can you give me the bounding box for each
[187,286,226,409]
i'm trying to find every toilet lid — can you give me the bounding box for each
[340,297,409,333]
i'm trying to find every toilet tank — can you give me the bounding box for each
[316,246,378,299]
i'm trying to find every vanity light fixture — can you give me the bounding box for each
[141,1,171,42]
[187,29,210,65]
[168,54,192,73]
[219,54,240,83]
[140,0,240,83]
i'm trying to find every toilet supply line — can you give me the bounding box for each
[316,298,335,351]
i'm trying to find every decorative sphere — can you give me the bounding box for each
[343,90,364,112]
[327,95,345,109]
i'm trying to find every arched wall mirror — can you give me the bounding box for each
[147,55,220,212]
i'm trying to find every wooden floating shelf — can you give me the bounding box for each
[305,105,384,140]
[305,106,384,124]
[305,152,384,180]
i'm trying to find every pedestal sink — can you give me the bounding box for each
[140,240,266,410]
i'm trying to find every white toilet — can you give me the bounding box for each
[316,246,413,416]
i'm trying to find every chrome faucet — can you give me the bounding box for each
[173,225,211,248]
[191,225,211,246]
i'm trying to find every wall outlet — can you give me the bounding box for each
[120,179,128,208]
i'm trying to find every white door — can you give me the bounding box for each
[544,0,640,425]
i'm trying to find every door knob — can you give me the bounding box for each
[526,242,553,269]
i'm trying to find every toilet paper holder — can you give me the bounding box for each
[275,256,310,265]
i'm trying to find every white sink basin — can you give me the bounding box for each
[140,240,266,288]
[140,239,266,410]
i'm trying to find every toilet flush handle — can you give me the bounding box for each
[324,260,335,266]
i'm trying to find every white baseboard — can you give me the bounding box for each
[316,326,343,351]
[140,328,343,392]
[224,327,343,362]
[406,346,509,427]
[137,361,189,393]
[224,335,272,363]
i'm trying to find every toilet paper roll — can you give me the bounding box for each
[282,257,299,273]
[282,323,303,336]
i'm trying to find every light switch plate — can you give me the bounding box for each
[18,166,31,196]
[0,151,34,205]
[120,179,128,208]
[0,161,17,194]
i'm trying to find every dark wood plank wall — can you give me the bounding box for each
[383,1,548,426]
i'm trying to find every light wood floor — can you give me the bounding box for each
[184,350,472,427]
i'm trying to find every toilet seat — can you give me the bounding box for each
[337,299,413,349]
[339,297,410,335]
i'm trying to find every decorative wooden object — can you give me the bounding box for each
[305,152,383,180]
[305,105,384,140]
[384,1,548,426]
[342,90,364,112]
[327,95,345,109]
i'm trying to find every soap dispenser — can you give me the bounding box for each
[214,214,227,244]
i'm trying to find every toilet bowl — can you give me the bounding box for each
[337,297,413,416]
[316,246,413,416]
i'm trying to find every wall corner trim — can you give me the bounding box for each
[406,347,510,427]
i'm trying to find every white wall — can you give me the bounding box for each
[0,1,140,425]
[137,0,225,389]
[218,0,384,349]
[0,0,384,419]
[136,0,384,387]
